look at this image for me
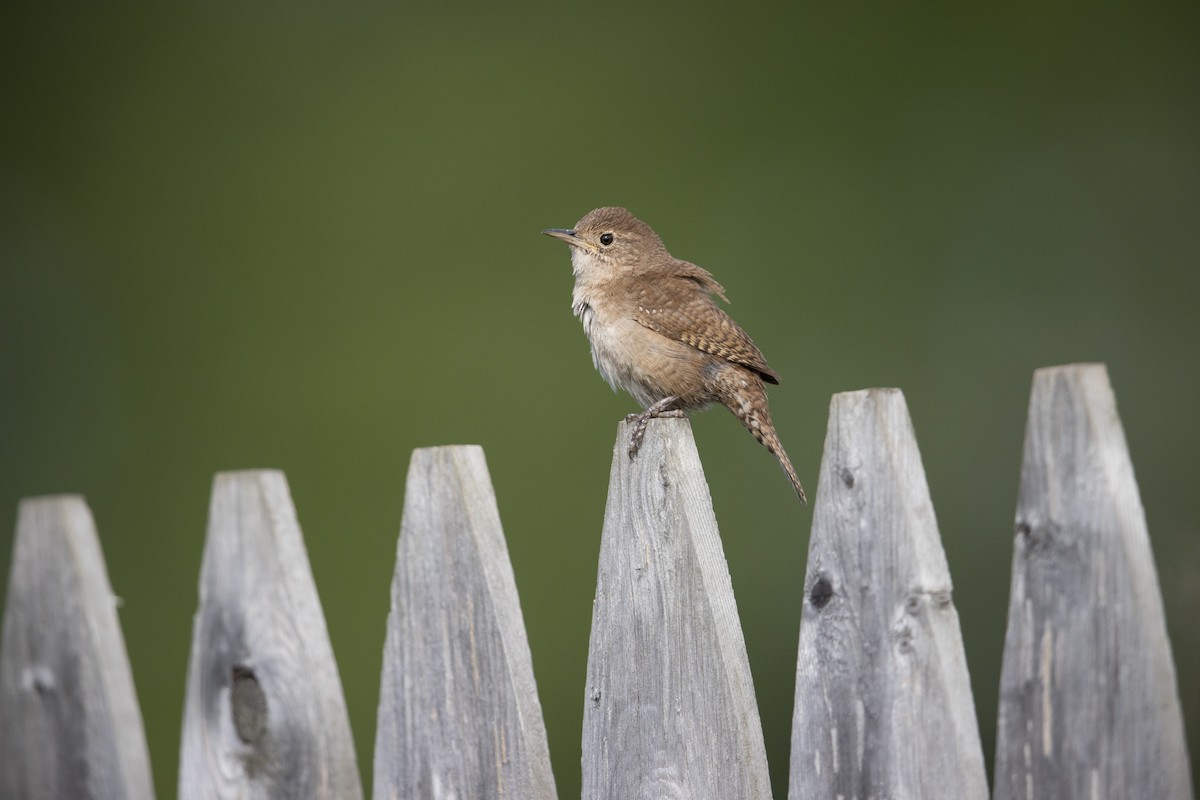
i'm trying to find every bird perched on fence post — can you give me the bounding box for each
[543,206,807,504]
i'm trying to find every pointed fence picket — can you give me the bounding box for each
[0,363,1191,800]
[373,445,556,800]
[790,387,988,799]
[0,497,154,800]
[582,416,771,800]
[994,365,1192,798]
[177,470,362,800]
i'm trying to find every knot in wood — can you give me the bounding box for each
[22,665,56,697]
[839,466,855,488]
[904,593,923,616]
[230,665,268,744]
[809,574,834,609]
[1015,516,1058,554]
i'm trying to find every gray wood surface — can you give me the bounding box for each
[581,418,771,800]
[372,446,556,800]
[0,495,155,800]
[178,471,362,800]
[994,364,1193,800]
[789,388,987,800]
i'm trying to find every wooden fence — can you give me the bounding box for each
[0,363,1192,799]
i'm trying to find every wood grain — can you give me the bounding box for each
[178,471,362,800]
[994,364,1193,800]
[789,388,987,800]
[581,417,771,800]
[0,495,155,800]
[372,446,556,800]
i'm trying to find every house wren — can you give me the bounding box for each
[543,206,807,503]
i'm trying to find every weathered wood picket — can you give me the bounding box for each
[791,387,988,799]
[0,497,154,800]
[374,446,556,799]
[0,363,1192,800]
[994,366,1192,799]
[178,471,363,800]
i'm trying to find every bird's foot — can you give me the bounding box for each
[625,397,684,458]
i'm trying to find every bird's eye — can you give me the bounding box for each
[600,232,614,246]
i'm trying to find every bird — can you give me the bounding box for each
[543,206,806,503]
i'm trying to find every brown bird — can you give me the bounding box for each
[543,206,806,503]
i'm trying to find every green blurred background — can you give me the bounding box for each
[2,1,1197,796]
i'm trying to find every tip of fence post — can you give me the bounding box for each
[208,465,292,500]
[1030,361,1108,381]
[407,444,486,461]
[609,416,710,508]
[15,493,89,514]
[612,414,695,454]
[827,386,904,413]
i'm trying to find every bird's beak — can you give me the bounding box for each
[542,228,592,251]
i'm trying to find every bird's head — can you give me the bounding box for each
[543,206,669,281]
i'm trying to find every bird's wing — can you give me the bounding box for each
[633,260,781,384]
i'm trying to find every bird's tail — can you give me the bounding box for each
[726,378,808,504]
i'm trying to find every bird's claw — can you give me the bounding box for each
[625,406,685,459]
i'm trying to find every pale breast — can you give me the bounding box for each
[574,290,707,410]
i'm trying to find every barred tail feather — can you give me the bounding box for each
[726,379,808,504]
